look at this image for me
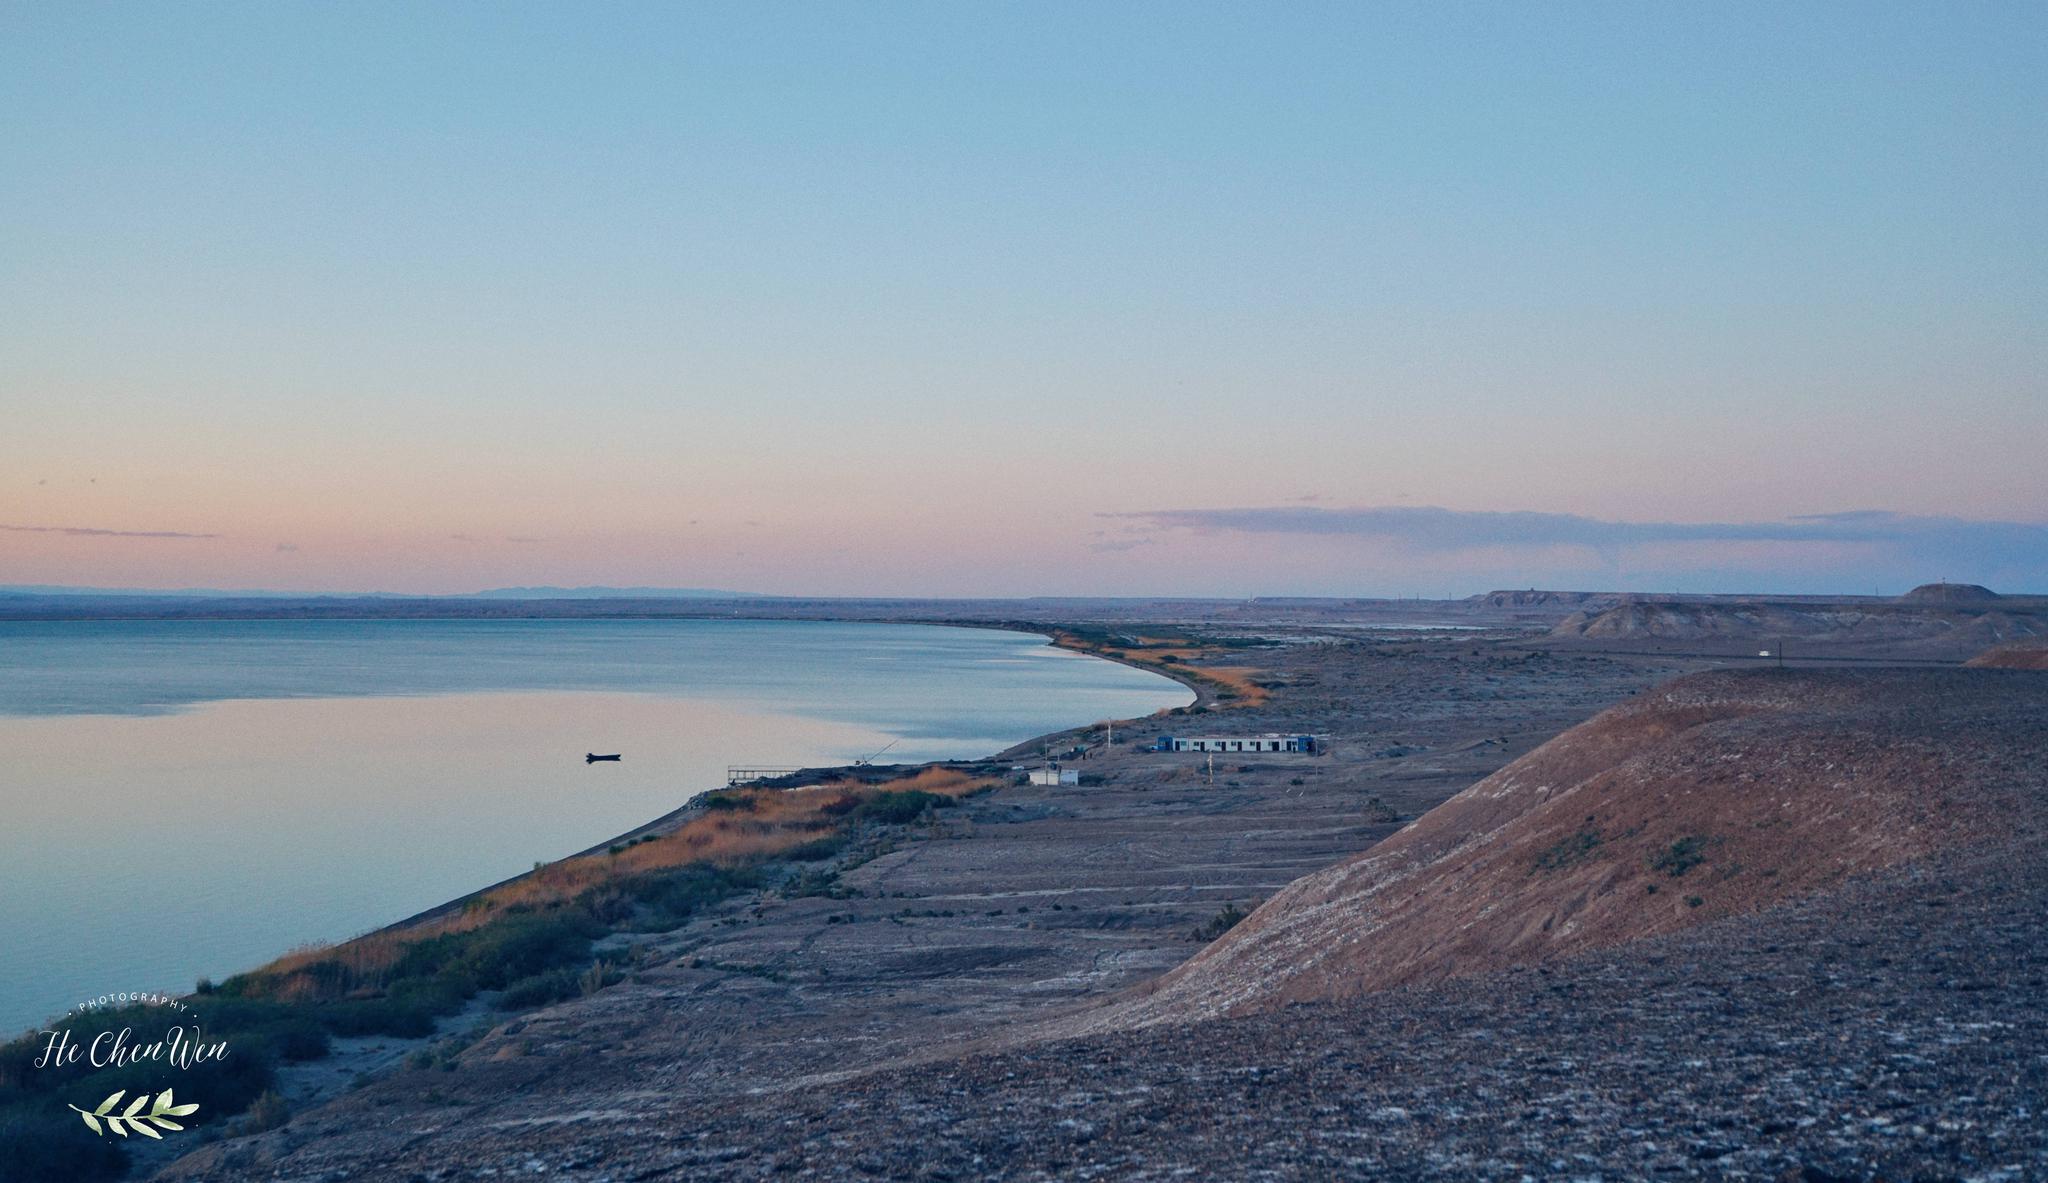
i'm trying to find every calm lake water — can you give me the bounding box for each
[0,619,1192,1034]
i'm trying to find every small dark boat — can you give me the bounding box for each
[585,753,622,764]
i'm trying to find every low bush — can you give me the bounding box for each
[855,790,952,825]
[1193,901,1250,942]
[1650,836,1711,878]
[0,1107,128,1183]
[623,863,760,930]
[1534,827,1603,872]
[577,960,623,997]
[783,834,849,862]
[818,792,863,817]
[495,969,580,1010]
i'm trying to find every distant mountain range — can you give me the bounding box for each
[0,584,761,600]
[470,586,762,599]
[0,584,367,599]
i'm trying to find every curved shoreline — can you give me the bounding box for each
[0,618,1212,1180]
[345,621,1204,941]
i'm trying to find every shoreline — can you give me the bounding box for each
[0,620,1192,1039]
[16,618,1220,1179]
[144,617,1717,1180]
[249,620,1208,966]
[22,613,1713,1182]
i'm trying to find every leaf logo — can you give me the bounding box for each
[68,1089,199,1138]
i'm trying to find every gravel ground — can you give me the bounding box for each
[156,640,2048,1182]
[497,843,2048,1182]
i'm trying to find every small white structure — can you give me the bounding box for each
[1155,733,1316,754]
[1029,766,1081,786]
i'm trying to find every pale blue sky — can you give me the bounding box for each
[4,2,2044,595]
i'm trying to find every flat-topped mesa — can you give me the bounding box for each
[1901,581,2001,604]
[1095,667,2048,1028]
[1544,590,2047,658]
[1474,589,1618,611]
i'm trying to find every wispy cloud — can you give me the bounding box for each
[1090,536,1157,553]
[1101,505,2048,590]
[1105,505,2048,554]
[0,523,219,540]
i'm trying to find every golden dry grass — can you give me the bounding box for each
[256,767,997,984]
[1052,631,1271,707]
[1180,665,1272,705]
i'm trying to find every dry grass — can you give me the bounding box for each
[1178,665,1272,705]
[1051,631,1271,707]
[256,767,997,983]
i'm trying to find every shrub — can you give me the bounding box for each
[623,863,760,930]
[0,1109,128,1183]
[314,996,442,1039]
[856,790,950,825]
[387,911,602,995]
[578,960,623,997]
[783,868,843,899]
[818,792,863,817]
[1193,902,1250,942]
[240,1016,330,1062]
[784,834,849,862]
[1534,827,1603,872]
[1650,836,1711,878]
[238,1090,289,1134]
[496,968,580,1010]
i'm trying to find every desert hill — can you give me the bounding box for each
[1902,581,2001,604]
[1474,589,1617,611]
[1546,592,2047,658]
[1967,639,2048,670]
[1096,667,2048,1026]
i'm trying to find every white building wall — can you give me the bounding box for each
[1171,736,1310,753]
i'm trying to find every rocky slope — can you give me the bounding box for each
[1966,640,2048,670]
[1547,597,2048,658]
[148,634,1691,1181]
[1089,668,2046,1026]
[154,666,2048,1182]
[576,840,2048,1182]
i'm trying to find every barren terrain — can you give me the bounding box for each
[155,629,1694,1178]
[150,622,2048,1182]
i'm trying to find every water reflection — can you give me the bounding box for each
[0,692,885,1034]
[0,621,1192,1032]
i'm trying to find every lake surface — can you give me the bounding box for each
[0,619,1192,1034]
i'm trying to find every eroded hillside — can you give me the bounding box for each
[1099,667,2048,1025]
[1546,595,2048,659]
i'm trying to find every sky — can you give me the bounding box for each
[3,1,2044,597]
